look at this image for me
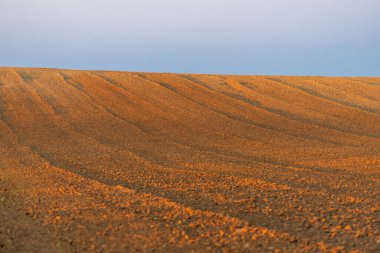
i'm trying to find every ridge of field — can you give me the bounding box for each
[0,68,379,252]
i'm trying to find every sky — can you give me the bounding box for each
[0,0,379,76]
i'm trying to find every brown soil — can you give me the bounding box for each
[0,68,379,252]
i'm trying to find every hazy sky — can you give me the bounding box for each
[1,0,379,75]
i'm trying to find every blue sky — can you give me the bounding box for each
[1,0,379,76]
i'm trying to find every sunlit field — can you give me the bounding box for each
[1,68,379,252]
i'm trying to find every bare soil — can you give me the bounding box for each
[0,68,379,252]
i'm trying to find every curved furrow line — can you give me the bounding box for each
[308,77,380,105]
[5,93,348,206]
[351,78,380,87]
[231,77,354,130]
[91,71,129,90]
[12,71,197,173]
[0,78,71,169]
[4,165,307,252]
[41,74,197,169]
[17,70,34,83]
[132,74,287,136]
[74,73,206,153]
[9,72,139,158]
[221,76,340,114]
[2,104,378,207]
[131,73,256,128]
[171,75,345,145]
[233,77,332,116]
[328,78,380,103]
[219,90,380,139]
[13,143,377,248]
[9,70,372,152]
[1,138,327,243]
[4,81,368,203]
[22,89,351,192]
[179,74,215,90]
[185,147,380,191]
[267,77,380,115]
[0,84,8,124]
[313,78,380,112]
[89,72,192,132]
[8,72,76,141]
[59,72,150,135]
[1,68,379,252]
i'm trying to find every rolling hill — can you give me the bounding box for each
[0,68,379,252]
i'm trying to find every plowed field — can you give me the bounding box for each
[0,68,379,252]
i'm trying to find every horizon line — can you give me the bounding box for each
[0,65,379,78]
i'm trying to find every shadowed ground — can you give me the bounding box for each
[0,68,379,252]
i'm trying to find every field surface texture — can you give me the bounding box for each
[0,68,379,252]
